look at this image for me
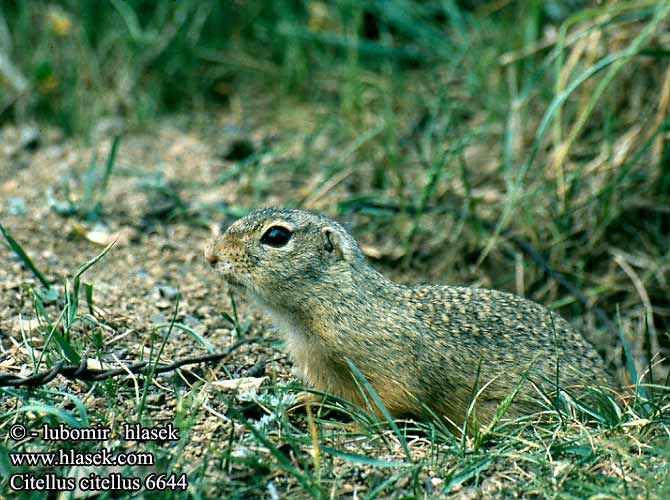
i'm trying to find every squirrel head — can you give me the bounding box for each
[205,207,364,305]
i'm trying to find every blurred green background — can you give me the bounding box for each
[0,0,604,135]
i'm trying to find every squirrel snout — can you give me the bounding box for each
[204,246,219,267]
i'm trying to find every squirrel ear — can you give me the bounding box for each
[321,227,351,261]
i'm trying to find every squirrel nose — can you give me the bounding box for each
[204,247,219,267]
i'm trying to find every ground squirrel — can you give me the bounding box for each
[205,207,615,426]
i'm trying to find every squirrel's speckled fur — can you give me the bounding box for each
[205,207,615,426]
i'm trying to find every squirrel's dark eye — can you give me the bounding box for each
[260,226,292,247]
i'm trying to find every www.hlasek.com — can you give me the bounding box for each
[7,422,188,492]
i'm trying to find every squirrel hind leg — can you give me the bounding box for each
[350,378,425,418]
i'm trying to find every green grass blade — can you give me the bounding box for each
[0,222,52,289]
[154,322,216,353]
[3,404,86,428]
[71,240,116,320]
[319,446,410,468]
[98,134,120,202]
[441,457,493,495]
[345,358,413,463]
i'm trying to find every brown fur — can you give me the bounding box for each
[205,207,616,427]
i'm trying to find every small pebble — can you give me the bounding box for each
[6,197,26,215]
[157,284,179,300]
[19,126,41,152]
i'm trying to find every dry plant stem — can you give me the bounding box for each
[0,338,263,388]
[613,252,659,370]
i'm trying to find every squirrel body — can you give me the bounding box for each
[205,208,615,425]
